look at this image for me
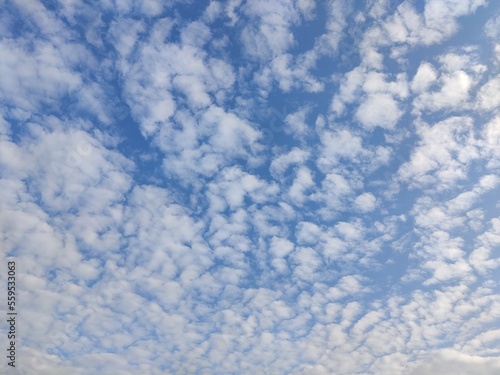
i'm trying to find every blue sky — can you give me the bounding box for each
[1,0,500,374]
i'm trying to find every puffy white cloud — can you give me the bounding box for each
[155,106,263,184]
[354,192,377,212]
[2,1,500,374]
[332,67,408,130]
[269,236,294,257]
[331,67,365,116]
[356,93,403,130]
[257,53,324,93]
[422,0,487,42]
[485,13,500,40]
[327,274,367,300]
[411,51,487,114]
[288,166,315,205]
[476,75,500,111]
[398,116,480,190]
[317,128,363,171]
[482,116,500,169]
[409,349,500,375]
[411,61,439,93]
[119,18,236,138]
[206,165,279,212]
[414,69,474,112]
[0,38,82,117]
[290,247,322,282]
[270,147,310,178]
[240,0,300,61]
[469,218,500,274]
[285,105,313,136]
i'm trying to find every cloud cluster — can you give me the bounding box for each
[1,1,500,374]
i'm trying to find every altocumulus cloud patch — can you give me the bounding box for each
[1,0,500,374]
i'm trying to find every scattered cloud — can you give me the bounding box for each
[1,1,500,374]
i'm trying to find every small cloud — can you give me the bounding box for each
[411,61,438,93]
[269,236,294,257]
[356,93,403,130]
[354,192,377,213]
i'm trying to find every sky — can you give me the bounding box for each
[0,0,500,374]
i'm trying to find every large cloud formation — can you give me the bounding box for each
[1,0,500,374]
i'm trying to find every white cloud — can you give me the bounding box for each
[332,68,408,129]
[485,13,500,39]
[470,218,500,274]
[156,106,263,184]
[120,19,236,138]
[354,192,377,213]
[285,106,312,136]
[422,1,476,42]
[180,20,212,47]
[398,116,479,190]
[296,0,316,19]
[482,116,500,169]
[414,70,474,112]
[291,247,322,282]
[317,128,363,171]
[270,236,294,258]
[327,275,367,300]
[260,53,324,93]
[476,75,500,111]
[412,51,486,114]
[0,38,82,117]
[356,93,403,130]
[362,71,409,98]
[331,67,365,116]
[354,0,488,76]
[411,61,438,93]
[382,0,487,48]
[313,172,357,217]
[2,2,500,374]
[409,349,500,375]
[206,166,278,213]
[288,166,315,205]
[270,147,309,178]
[109,18,146,58]
[296,221,323,246]
[335,220,364,241]
[240,0,300,61]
